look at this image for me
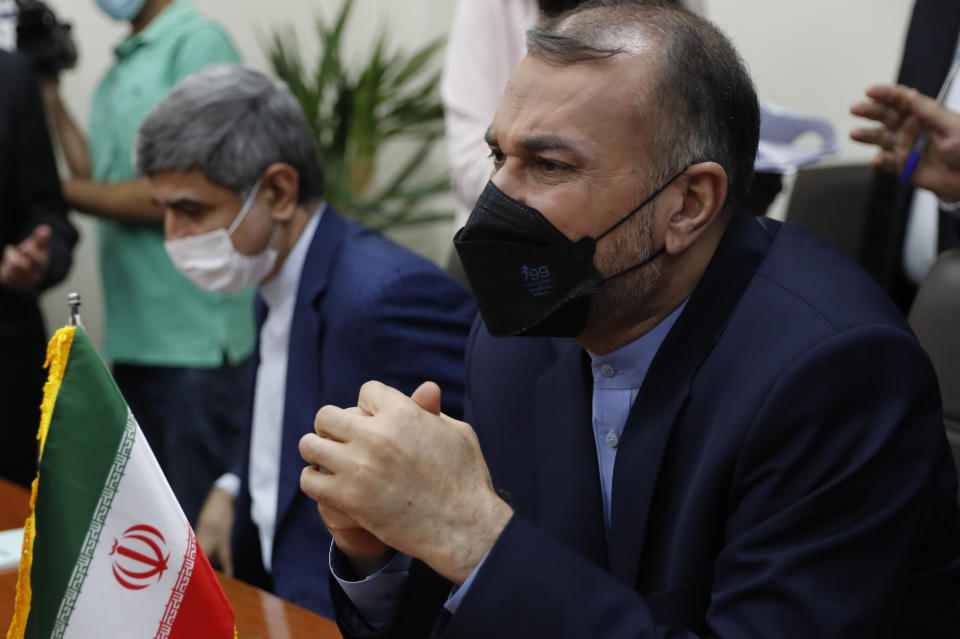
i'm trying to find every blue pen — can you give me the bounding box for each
[902,57,960,184]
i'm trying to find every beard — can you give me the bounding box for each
[586,205,663,332]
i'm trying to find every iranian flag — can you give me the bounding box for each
[7,326,235,639]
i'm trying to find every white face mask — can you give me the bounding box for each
[164,180,279,294]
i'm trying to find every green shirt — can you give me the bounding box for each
[89,1,255,367]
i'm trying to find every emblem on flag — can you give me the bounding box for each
[109,525,170,590]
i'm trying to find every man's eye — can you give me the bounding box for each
[536,158,566,173]
[487,149,506,166]
[172,205,204,218]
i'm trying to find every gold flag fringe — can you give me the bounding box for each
[6,326,76,639]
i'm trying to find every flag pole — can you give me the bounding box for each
[67,292,81,328]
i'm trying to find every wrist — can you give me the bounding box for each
[339,543,396,580]
[436,494,513,585]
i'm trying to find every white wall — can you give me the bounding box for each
[711,0,913,163]
[708,0,915,219]
[30,0,914,349]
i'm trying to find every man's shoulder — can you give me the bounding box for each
[334,218,461,290]
[156,5,238,69]
[750,218,909,335]
[303,210,471,319]
[696,218,929,422]
[171,13,238,59]
[175,11,234,43]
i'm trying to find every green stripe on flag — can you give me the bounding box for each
[51,413,136,639]
[25,329,133,639]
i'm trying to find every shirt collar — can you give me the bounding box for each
[259,203,325,309]
[588,299,688,388]
[114,1,195,58]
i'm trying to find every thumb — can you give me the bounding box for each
[410,381,442,416]
[26,225,51,252]
[909,90,952,136]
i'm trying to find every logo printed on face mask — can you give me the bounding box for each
[521,265,553,297]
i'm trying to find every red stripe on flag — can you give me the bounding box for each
[155,531,234,638]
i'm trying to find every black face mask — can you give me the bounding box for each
[453,170,685,338]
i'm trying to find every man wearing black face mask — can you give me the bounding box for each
[301,3,960,638]
[441,0,705,277]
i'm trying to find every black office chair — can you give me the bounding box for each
[908,249,960,497]
[783,163,873,261]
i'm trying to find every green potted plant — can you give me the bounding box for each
[267,0,452,231]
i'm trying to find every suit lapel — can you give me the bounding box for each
[535,338,608,569]
[608,213,772,586]
[273,208,351,534]
[899,0,960,94]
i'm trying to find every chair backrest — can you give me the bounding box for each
[908,249,960,493]
[784,163,872,261]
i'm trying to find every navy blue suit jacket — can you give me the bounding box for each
[231,207,477,618]
[335,213,960,637]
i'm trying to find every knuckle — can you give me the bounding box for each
[359,380,382,396]
[315,404,336,426]
[337,478,362,508]
[393,400,418,424]
[299,433,319,459]
[368,424,402,460]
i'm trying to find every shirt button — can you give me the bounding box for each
[600,364,616,378]
[605,431,619,448]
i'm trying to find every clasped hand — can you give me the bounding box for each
[299,380,513,584]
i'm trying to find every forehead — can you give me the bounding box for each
[149,171,238,205]
[490,53,657,153]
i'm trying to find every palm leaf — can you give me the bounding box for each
[266,0,451,233]
[389,37,446,90]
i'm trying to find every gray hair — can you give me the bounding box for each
[135,64,324,204]
[527,1,760,215]
[537,0,684,20]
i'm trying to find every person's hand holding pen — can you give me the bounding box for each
[851,83,960,204]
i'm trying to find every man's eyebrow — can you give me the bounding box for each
[485,127,587,156]
[517,134,584,154]
[154,197,210,209]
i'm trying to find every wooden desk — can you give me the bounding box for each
[0,479,341,638]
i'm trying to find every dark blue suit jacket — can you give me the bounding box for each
[336,213,960,637]
[231,207,477,618]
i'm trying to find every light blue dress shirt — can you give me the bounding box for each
[333,300,688,626]
[589,300,687,535]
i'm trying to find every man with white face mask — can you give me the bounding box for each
[163,177,279,293]
[41,0,251,526]
[135,64,477,618]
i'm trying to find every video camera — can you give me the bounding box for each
[13,0,77,77]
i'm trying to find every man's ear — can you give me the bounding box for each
[663,161,727,254]
[261,162,301,223]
